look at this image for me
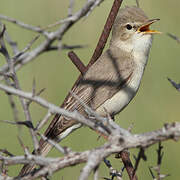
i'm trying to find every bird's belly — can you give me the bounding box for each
[96,85,136,116]
[96,66,143,117]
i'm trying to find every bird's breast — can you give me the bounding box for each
[96,54,147,117]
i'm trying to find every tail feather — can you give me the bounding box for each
[18,140,53,177]
[18,95,86,176]
[18,120,81,177]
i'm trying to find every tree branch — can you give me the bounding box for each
[0,0,106,81]
[0,122,179,179]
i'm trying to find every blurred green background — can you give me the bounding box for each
[0,0,180,179]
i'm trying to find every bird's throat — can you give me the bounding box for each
[113,33,153,65]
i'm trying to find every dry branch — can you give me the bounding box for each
[0,1,179,180]
[0,0,106,81]
[168,78,180,92]
[0,81,180,179]
[0,121,179,179]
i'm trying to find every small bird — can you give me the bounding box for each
[19,6,160,175]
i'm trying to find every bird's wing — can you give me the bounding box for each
[44,48,134,139]
[66,48,134,113]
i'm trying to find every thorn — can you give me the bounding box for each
[167,33,180,43]
[32,78,36,97]
[36,87,46,96]
[167,77,180,91]
[149,166,156,179]
[0,24,6,38]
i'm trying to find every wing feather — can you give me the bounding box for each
[66,48,134,114]
[44,48,134,138]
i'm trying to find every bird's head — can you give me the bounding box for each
[111,6,160,53]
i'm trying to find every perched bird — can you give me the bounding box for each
[19,6,160,175]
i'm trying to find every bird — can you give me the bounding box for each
[19,6,160,175]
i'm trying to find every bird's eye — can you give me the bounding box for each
[126,24,132,30]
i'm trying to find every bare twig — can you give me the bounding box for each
[116,151,138,180]
[61,43,87,50]
[0,26,39,153]
[0,149,14,157]
[0,14,48,35]
[26,80,46,107]
[12,35,40,60]
[0,81,180,179]
[0,122,179,179]
[44,0,106,30]
[0,21,19,55]
[17,136,29,155]
[149,166,156,180]
[135,0,140,7]
[0,25,10,63]
[0,0,105,81]
[85,0,105,18]
[0,120,34,129]
[68,51,87,74]
[4,78,19,122]
[37,133,68,155]
[167,78,180,91]
[157,142,163,167]
[36,111,52,131]
[0,25,19,123]
[46,43,86,51]
[149,142,170,180]
[0,82,110,137]
[167,33,180,43]
[68,0,75,17]
[89,0,123,66]
[0,2,179,179]
[155,142,164,179]
[133,148,146,178]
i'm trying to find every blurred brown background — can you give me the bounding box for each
[0,0,180,179]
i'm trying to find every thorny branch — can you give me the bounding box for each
[149,142,170,180]
[89,0,123,65]
[66,1,138,178]
[0,82,180,179]
[0,25,18,124]
[0,0,106,81]
[132,148,146,178]
[167,33,180,92]
[0,118,180,179]
[116,151,138,180]
[0,0,180,180]
[0,25,39,153]
[0,1,111,178]
[167,78,180,92]
[167,33,180,44]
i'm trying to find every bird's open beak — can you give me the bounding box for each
[138,19,161,34]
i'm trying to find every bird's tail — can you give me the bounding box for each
[18,113,79,177]
[18,138,53,177]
